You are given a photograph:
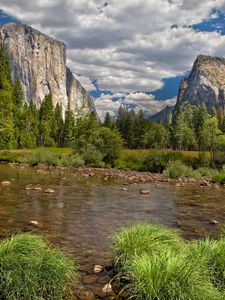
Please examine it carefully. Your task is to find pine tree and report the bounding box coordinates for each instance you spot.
[63,105,75,147]
[0,71,14,148]
[39,93,55,147]
[54,103,64,147]
[0,45,11,82]
[12,78,24,148]
[103,112,113,128]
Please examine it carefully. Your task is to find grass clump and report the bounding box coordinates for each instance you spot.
[163,160,193,178]
[113,223,225,300]
[113,223,183,269]
[0,233,78,300]
[125,252,219,300]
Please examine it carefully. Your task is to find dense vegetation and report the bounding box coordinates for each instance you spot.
[104,104,225,168]
[0,233,78,299]
[113,223,225,300]
[1,43,225,172]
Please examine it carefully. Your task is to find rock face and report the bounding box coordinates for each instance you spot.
[177,55,225,109]
[0,23,96,116]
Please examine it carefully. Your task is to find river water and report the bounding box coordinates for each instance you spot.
[0,164,224,298]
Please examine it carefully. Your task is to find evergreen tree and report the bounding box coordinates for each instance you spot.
[54,103,64,147]
[19,102,39,148]
[103,112,113,128]
[12,78,24,148]
[0,71,14,148]
[39,93,55,147]
[193,103,209,150]
[0,45,11,82]
[63,105,75,147]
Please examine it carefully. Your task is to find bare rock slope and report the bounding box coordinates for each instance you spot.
[0,23,97,116]
[177,55,225,109]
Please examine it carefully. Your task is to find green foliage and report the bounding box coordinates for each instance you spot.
[39,93,56,147]
[163,160,194,178]
[0,233,78,299]
[113,224,225,300]
[63,106,75,147]
[144,124,167,149]
[74,115,123,166]
[212,173,225,184]
[0,71,14,149]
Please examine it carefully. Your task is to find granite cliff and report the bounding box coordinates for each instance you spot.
[0,23,97,116]
[176,55,225,110]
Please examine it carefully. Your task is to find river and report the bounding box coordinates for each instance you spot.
[0,164,224,299]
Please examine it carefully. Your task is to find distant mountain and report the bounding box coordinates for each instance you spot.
[176,54,225,110]
[0,23,97,117]
[149,105,174,123]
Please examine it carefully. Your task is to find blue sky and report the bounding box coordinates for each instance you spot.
[0,1,225,118]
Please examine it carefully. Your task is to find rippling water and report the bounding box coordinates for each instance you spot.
[0,164,224,297]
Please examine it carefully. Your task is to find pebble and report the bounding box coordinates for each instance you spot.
[1,181,10,186]
[210,220,218,225]
[102,283,113,294]
[93,264,103,274]
[30,220,39,226]
[44,188,55,193]
[140,190,150,194]
[122,187,128,191]
[33,187,42,191]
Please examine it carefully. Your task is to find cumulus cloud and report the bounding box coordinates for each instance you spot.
[0,0,225,117]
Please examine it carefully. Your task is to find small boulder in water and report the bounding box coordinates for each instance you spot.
[1,181,10,186]
[93,265,103,274]
[210,220,218,225]
[102,283,113,294]
[140,190,150,195]
[30,220,39,226]
[44,188,55,194]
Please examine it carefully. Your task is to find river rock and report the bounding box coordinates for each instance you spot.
[1,181,10,186]
[30,220,39,226]
[122,187,128,191]
[93,265,103,274]
[210,220,218,225]
[102,283,113,294]
[140,190,150,194]
[44,188,55,193]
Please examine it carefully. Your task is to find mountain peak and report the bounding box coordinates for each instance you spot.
[176,54,225,109]
[0,22,96,117]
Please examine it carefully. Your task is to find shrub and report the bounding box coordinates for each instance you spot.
[112,223,183,269]
[163,160,193,178]
[0,233,78,299]
[212,173,225,184]
[125,252,219,300]
[61,153,84,167]
[193,167,218,179]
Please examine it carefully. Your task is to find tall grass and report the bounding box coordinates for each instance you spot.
[113,223,183,269]
[0,233,78,299]
[125,252,219,300]
[113,223,225,300]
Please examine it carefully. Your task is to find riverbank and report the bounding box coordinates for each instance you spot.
[2,161,221,189]
[0,148,223,188]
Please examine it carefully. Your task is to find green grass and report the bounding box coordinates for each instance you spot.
[0,233,78,299]
[212,173,225,184]
[112,223,183,269]
[163,160,194,178]
[113,223,225,300]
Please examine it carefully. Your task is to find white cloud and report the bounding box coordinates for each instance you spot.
[0,0,225,117]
